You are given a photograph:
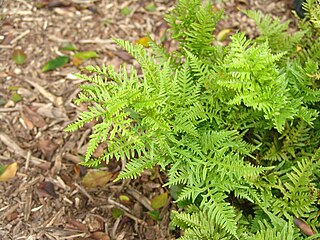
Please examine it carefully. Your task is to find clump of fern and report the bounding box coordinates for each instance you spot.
[66,0,320,239]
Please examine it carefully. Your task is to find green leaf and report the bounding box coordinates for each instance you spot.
[177,199,192,208]
[147,210,161,221]
[0,165,6,176]
[8,86,20,91]
[111,208,124,219]
[0,97,6,106]
[151,192,168,209]
[170,184,184,200]
[11,93,22,103]
[73,51,99,60]
[216,29,231,41]
[121,6,131,16]
[119,194,130,203]
[41,56,69,72]
[145,3,156,12]
[60,42,77,51]
[81,171,113,188]
[12,49,27,65]
[85,65,96,72]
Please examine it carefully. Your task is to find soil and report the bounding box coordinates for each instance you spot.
[0,0,299,239]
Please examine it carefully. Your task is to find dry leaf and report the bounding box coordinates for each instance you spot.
[38,139,59,160]
[73,164,87,178]
[65,217,88,232]
[21,112,34,129]
[37,181,57,198]
[0,162,18,182]
[47,1,71,10]
[91,231,110,240]
[35,0,71,9]
[86,214,105,232]
[36,104,68,120]
[71,57,83,66]
[2,33,14,45]
[293,217,315,236]
[6,211,18,222]
[93,143,106,158]
[17,87,35,99]
[22,105,46,129]
[238,0,247,4]
[82,171,113,188]
[59,171,75,187]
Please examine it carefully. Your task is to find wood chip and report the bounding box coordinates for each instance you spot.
[126,187,153,211]
[23,78,63,106]
[0,132,47,166]
[24,188,33,221]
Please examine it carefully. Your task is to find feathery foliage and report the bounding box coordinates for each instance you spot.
[66,0,320,238]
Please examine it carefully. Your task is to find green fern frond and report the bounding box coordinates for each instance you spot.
[280,158,318,217]
[172,206,232,240]
[247,221,296,240]
[303,0,320,29]
[244,10,304,55]
[165,0,223,55]
[117,156,157,179]
[201,191,238,237]
[65,105,107,132]
[173,61,200,105]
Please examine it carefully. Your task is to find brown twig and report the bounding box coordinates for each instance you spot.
[23,78,63,106]
[73,182,94,203]
[126,187,153,211]
[0,132,47,166]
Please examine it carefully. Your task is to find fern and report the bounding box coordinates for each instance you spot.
[66,0,320,239]
[247,221,296,240]
[165,0,223,57]
[171,206,233,240]
[276,158,318,218]
[244,9,305,56]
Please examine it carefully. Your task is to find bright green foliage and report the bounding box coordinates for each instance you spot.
[298,0,320,63]
[303,0,320,29]
[66,0,320,239]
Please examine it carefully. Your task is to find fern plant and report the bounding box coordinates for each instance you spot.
[66,0,320,239]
